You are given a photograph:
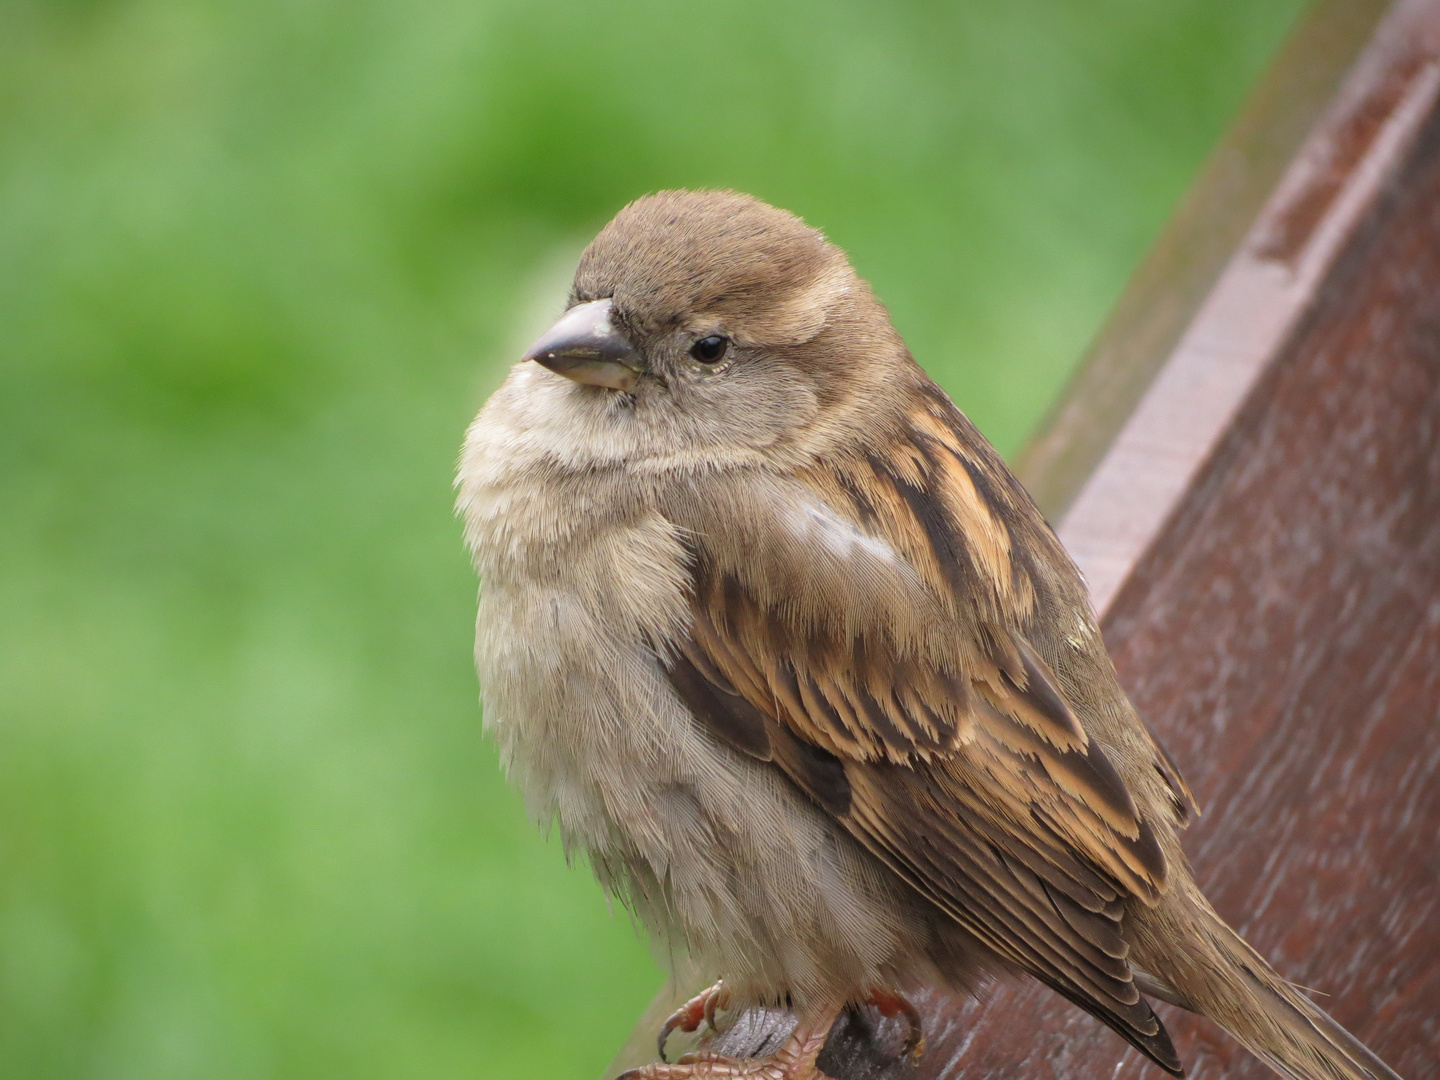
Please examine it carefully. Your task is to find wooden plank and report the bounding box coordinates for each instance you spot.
[1052,0,1440,615]
[1095,95,1440,1080]
[906,5,1440,1076]
[608,1,1440,1076]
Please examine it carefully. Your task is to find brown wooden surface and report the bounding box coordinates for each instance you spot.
[1101,105,1440,1080]
[611,1,1440,1076]
[1045,0,1440,616]
[905,24,1440,1080]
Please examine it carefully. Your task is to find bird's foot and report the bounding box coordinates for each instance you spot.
[620,1018,831,1080]
[658,981,730,1062]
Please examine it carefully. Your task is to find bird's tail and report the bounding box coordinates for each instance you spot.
[1134,895,1403,1080]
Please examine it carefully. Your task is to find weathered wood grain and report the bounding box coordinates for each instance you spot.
[1097,99,1440,1080]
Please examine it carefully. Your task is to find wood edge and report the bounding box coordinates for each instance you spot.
[1014,0,1391,522]
[1058,0,1440,615]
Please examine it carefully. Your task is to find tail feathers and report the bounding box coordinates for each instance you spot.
[1145,910,1403,1080]
[1229,962,1402,1080]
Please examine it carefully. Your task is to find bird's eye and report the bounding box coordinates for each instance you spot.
[689,335,729,364]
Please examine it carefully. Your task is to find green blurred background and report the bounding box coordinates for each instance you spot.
[0,1,1305,1077]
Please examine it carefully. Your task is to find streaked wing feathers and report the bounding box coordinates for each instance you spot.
[662,390,1184,1075]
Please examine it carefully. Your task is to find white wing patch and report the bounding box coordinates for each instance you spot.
[786,496,900,566]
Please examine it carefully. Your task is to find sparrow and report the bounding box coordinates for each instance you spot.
[457,190,1402,1080]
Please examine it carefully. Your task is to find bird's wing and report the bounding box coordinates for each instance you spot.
[661,385,1185,1074]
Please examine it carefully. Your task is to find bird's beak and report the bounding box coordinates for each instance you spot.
[523,298,644,392]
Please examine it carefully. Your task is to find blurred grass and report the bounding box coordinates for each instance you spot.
[0,1,1306,1077]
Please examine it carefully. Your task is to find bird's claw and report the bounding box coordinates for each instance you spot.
[658,981,729,1062]
[621,1018,831,1079]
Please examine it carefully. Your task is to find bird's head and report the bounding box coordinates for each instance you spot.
[515,190,912,466]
